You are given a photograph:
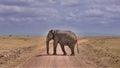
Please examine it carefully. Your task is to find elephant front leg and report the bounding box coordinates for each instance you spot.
[53,42,58,55]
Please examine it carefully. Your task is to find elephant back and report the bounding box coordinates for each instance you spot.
[55,30,77,42]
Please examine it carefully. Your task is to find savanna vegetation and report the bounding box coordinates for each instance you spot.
[79,36,120,68]
[0,36,46,68]
[0,36,120,68]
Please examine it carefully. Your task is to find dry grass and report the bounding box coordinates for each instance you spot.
[0,36,46,68]
[79,36,120,68]
[1,36,120,68]
[0,36,45,50]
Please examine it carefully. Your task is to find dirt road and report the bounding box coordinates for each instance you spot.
[16,40,97,68]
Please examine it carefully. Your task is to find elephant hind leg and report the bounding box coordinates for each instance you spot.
[69,45,75,56]
[60,44,67,55]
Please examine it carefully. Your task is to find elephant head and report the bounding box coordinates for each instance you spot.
[46,30,56,54]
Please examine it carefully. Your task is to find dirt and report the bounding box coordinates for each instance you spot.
[16,39,99,68]
[0,45,38,68]
[0,36,46,68]
[0,36,119,68]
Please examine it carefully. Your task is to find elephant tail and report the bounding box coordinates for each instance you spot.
[76,40,79,53]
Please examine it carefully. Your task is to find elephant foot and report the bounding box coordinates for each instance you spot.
[63,53,67,55]
[52,53,57,55]
[47,52,50,55]
[70,54,75,56]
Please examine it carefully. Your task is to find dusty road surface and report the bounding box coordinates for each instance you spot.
[16,40,97,68]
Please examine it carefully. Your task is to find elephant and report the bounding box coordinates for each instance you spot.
[46,29,79,56]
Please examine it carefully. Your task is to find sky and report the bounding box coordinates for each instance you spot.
[0,0,120,36]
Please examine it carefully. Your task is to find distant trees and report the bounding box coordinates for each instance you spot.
[8,35,12,37]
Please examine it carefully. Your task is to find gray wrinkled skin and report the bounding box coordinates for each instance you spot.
[46,30,78,56]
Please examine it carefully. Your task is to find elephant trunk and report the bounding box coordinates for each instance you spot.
[46,38,50,54]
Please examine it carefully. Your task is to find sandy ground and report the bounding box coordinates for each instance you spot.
[16,40,98,68]
[1,37,119,68]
